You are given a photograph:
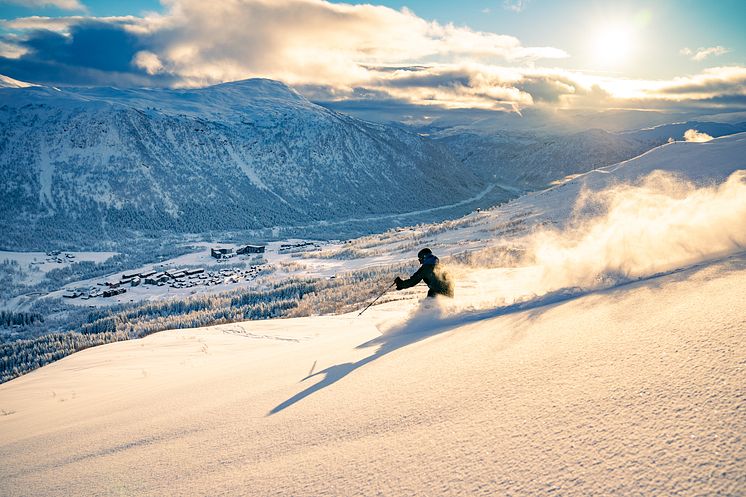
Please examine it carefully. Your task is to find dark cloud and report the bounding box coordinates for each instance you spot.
[514,75,576,103]
[0,20,177,86]
[659,94,746,110]
[658,80,746,96]
[384,71,472,89]
[314,94,492,125]
[360,65,431,72]
[22,20,140,71]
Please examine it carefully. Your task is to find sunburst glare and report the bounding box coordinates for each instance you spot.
[592,23,634,66]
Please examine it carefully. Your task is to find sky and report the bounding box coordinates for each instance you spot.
[0,0,744,115]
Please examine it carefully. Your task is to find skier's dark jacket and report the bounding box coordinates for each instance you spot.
[395,254,454,298]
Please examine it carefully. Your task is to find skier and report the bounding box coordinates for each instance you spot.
[394,248,454,298]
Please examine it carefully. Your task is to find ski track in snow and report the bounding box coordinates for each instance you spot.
[219,325,308,342]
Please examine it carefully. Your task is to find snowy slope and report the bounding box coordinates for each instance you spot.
[0,74,35,88]
[429,120,746,190]
[0,253,743,496]
[432,127,649,189]
[0,78,488,248]
[620,120,746,142]
[512,132,746,224]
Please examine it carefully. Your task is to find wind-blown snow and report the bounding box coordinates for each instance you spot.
[684,128,714,142]
[417,134,746,320]
[442,169,746,314]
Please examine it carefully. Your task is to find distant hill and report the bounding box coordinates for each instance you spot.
[429,121,746,190]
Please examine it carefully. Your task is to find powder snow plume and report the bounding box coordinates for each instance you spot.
[527,169,745,285]
[388,169,746,332]
[684,129,714,142]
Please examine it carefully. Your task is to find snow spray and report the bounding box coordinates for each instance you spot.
[383,169,746,334]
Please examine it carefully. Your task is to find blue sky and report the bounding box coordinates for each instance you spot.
[3,0,743,78]
[339,0,746,80]
[1,0,744,113]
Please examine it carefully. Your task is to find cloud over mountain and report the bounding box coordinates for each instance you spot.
[1,0,744,113]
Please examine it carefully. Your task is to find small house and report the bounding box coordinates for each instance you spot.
[237,244,265,255]
[211,247,234,259]
[103,288,126,298]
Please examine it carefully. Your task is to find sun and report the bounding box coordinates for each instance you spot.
[592,24,634,66]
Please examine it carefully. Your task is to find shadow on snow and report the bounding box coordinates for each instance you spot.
[267,287,582,415]
[267,252,746,415]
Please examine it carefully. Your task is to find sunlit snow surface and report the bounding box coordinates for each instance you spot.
[0,255,743,496]
[0,134,745,496]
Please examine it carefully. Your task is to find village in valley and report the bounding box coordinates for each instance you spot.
[54,240,325,306]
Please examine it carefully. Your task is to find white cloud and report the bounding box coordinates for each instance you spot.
[133,51,164,75]
[2,0,745,113]
[684,129,713,142]
[312,63,586,111]
[0,73,36,87]
[680,45,729,61]
[0,0,86,11]
[581,66,746,107]
[2,15,80,33]
[0,40,27,59]
[503,0,528,13]
[114,0,566,89]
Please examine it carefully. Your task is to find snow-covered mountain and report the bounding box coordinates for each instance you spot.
[0,78,489,249]
[431,127,648,189]
[0,74,35,88]
[620,120,746,142]
[0,134,744,496]
[429,121,746,190]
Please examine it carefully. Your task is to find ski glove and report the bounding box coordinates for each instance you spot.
[394,276,404,290]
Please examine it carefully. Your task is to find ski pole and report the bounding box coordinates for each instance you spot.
[358,282,396,316]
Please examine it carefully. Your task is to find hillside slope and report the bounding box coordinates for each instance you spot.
[430,121,746,190]
[0,253,743,496]
[0,79,487,248]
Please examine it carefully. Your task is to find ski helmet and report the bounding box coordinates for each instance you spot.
[417,247,432,261]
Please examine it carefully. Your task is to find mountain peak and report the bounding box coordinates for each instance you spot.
[0,74,37,88]
[208,78,305,101]
[0,77,315,118]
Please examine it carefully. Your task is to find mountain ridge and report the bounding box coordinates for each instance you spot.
[0,78,491,249]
